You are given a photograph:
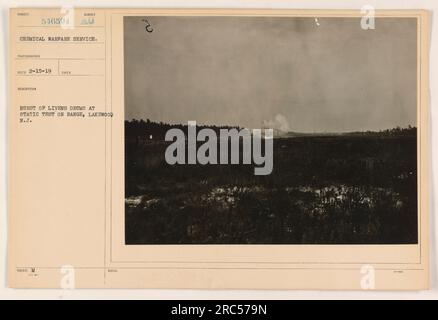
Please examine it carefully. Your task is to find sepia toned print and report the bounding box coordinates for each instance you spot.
[8,8,429,290]
[124,16,418,245]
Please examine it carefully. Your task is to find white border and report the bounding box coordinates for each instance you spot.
[0,0,436,299]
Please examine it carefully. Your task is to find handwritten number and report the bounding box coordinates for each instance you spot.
[142,19,153,33]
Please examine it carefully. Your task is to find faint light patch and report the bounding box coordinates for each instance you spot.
[125,196,142,207]
[263,114,290,133]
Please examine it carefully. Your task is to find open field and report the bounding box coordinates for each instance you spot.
[125,124,417,245]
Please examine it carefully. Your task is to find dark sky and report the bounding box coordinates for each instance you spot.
[124,16,417,132]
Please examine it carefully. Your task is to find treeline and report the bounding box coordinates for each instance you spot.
[125,119,242,141]
[125,119,417,140]
[349,126,416,137]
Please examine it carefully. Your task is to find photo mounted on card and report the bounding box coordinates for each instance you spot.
[8,8,430,289]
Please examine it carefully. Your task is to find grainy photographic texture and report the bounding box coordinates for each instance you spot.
[124,16,418,245]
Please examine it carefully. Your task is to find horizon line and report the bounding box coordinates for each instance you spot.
[125,118,416,134]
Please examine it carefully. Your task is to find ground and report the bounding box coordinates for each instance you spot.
[125,124,417,245]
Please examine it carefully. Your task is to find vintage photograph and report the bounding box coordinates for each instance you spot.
[124,16,418,245]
